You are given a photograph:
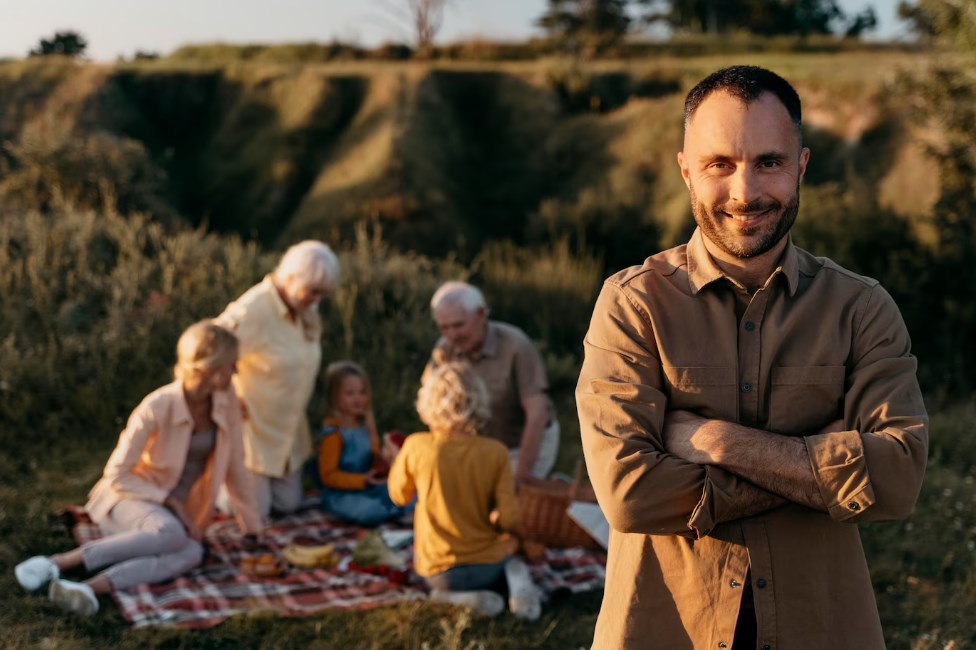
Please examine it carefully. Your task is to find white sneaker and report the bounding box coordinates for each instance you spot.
[429,589,506,617]
[504,557,542,621]
[48,579,99,616]
[14,556,59,592]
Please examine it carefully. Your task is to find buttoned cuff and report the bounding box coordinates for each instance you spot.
[687,467,723,538]
[805,429,875,521]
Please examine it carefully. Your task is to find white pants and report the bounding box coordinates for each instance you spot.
[83,499,203,590]
[509,418,560,479]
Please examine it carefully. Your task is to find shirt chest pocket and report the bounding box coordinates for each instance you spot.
[769,366,846,436]
[663,366,737,421]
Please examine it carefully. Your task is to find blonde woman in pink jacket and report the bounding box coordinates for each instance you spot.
[14,320,263,616]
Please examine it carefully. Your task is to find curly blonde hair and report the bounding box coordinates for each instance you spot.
[416,360,490,436]
[173,320,238,380]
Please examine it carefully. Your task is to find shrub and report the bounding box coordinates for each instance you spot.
[0,209,265,450]
[0,132,177,222]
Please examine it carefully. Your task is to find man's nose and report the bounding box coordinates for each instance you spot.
[729,167,761,206]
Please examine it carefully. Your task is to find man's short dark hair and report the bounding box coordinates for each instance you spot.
[684,65,802,132]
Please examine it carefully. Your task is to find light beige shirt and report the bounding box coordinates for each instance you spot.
[217,277,322,478]
[426,321,550,449]
[577,229,928,650]
[86,381,263,535]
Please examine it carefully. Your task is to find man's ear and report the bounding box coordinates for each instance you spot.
[798,147,811,183]
[677,152,692,190]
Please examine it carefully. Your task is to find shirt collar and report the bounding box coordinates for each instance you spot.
[479,321,499,359]
[263,275,292,319]
[686,228,800,297]
[168,380,235,431]
[167,380,194,426]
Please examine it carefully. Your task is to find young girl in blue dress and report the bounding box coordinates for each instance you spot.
[315,361,408,526]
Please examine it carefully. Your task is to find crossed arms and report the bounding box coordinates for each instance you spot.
[576,280,928,538]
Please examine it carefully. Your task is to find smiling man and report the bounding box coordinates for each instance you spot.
[577,66,928,649]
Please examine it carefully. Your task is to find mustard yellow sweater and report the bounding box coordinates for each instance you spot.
[388,431,519,577]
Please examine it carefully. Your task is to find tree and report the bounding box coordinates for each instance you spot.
[899,0,976,51]
[375,0,451,53]
[29,31,88,58]
[843,6,878,38]
[639,0,848,36]
[895,0,976,391]
[537,0,632,51]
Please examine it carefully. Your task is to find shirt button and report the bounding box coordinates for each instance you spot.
[741,383,752,393]
[757,578,767,588]
[744,321,756,331]
[848,501,860,511]
[719,644,728,649]
[729,579,741,588]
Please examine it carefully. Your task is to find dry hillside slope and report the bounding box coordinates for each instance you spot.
[0,52,938,266]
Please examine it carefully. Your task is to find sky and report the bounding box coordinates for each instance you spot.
[0,0,910,62]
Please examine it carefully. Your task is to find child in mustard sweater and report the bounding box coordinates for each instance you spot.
[388,360,540,619]
[315,361,407,526]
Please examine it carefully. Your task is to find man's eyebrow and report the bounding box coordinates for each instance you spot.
[756,151,789,161]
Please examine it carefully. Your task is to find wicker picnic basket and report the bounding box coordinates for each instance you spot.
[519,463,601,549]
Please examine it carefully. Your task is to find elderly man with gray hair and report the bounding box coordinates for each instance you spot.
[424,281,560,484]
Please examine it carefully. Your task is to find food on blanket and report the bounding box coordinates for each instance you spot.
[240,553,285,577]
[352,531,405,570]
[254,553,284,577]
[282,542,338,569]
[347,561,410,585]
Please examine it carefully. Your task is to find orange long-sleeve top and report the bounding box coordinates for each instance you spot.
[316,418,380,491]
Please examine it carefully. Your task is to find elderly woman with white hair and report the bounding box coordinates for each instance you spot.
[217,240,341,520]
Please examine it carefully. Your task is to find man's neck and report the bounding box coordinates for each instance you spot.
[702,237,788,294]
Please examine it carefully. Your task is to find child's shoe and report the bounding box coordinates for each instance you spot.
[505,557,542,621]
[429,589,506,617]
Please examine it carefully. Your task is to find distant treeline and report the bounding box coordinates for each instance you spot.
[161,34,921,64]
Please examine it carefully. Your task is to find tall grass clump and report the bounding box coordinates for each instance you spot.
[861,399,976,649]
[0,208,266,456]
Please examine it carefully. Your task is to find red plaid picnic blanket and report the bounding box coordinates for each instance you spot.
[65,506,606,628]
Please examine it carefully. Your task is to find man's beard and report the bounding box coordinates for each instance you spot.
[690,185,800,259]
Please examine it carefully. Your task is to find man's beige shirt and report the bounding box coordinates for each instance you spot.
[217,277,321,478]
[426,320,550,449]
[577,229,928,650]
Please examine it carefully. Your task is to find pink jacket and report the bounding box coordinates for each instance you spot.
[86,381,263,535]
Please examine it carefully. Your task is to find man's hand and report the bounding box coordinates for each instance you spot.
[663,410,724,465]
